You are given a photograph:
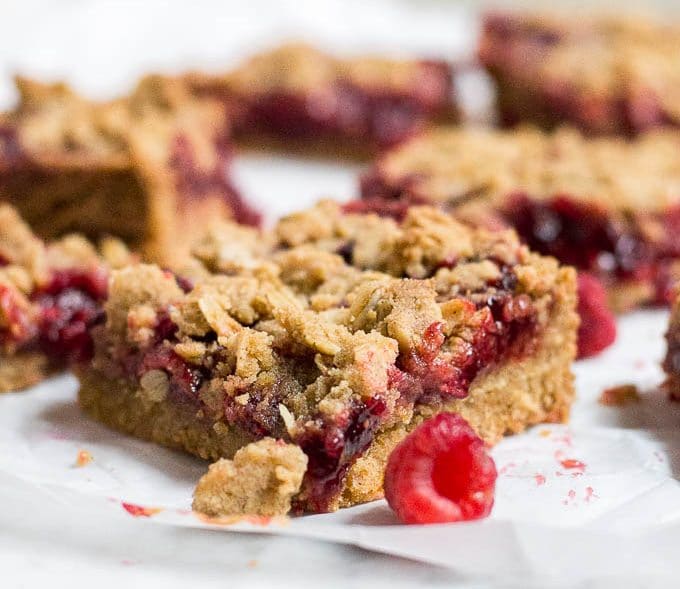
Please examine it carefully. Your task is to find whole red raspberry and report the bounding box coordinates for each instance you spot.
[576,272,617,359]
[384,413,497,524]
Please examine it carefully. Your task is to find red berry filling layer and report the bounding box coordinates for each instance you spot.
[1,268,108,365]
[384,413,497,524]
[504,194,680,306]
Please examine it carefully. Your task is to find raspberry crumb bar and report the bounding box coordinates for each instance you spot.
[188,43,454,156]
[0,204,126,392]
[78,201,577,514]
[361,126,680,312]
[479,11,680,135]
[0,76,259,265]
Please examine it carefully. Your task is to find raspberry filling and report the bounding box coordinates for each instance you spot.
[294,396,388,513]
[33,269,108,363]
[504,194,680,305]
[1,267,108,365]
[169,133,261,227]
[201,63,451,150]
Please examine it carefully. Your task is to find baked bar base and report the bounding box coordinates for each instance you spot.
[0,168,148,247]
[0,352,51,393]
[77,267,576,510]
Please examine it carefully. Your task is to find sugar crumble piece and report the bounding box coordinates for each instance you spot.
[74,449,94,467]
[598,384,640,407]
[192,438,308,517]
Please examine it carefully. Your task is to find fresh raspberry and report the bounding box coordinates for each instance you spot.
[576,272,617,359]
[384,413,497,524]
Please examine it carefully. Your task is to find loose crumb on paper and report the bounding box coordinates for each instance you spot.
[598,384,640,406]
[534,473,546,486]
[73,449,93,468]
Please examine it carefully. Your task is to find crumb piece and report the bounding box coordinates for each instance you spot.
[74,449,93,467]
[138,369,169,404]
[192,438,308,517]
[99,237,135,269]
[598,384,640,406]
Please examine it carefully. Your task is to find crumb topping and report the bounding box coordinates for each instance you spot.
[371,126,680,212]
[216,43,430,96]
[192,438,308,517]
[1,75,228,174]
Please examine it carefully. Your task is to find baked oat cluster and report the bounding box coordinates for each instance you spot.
[480,11,680,135]
[0,75,259,265]
[188,42,455,155]
[77,201,577,514]
[361,126,680,313]
[0,204,129,392]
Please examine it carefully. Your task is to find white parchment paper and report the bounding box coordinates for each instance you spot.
[2,311,680,584]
